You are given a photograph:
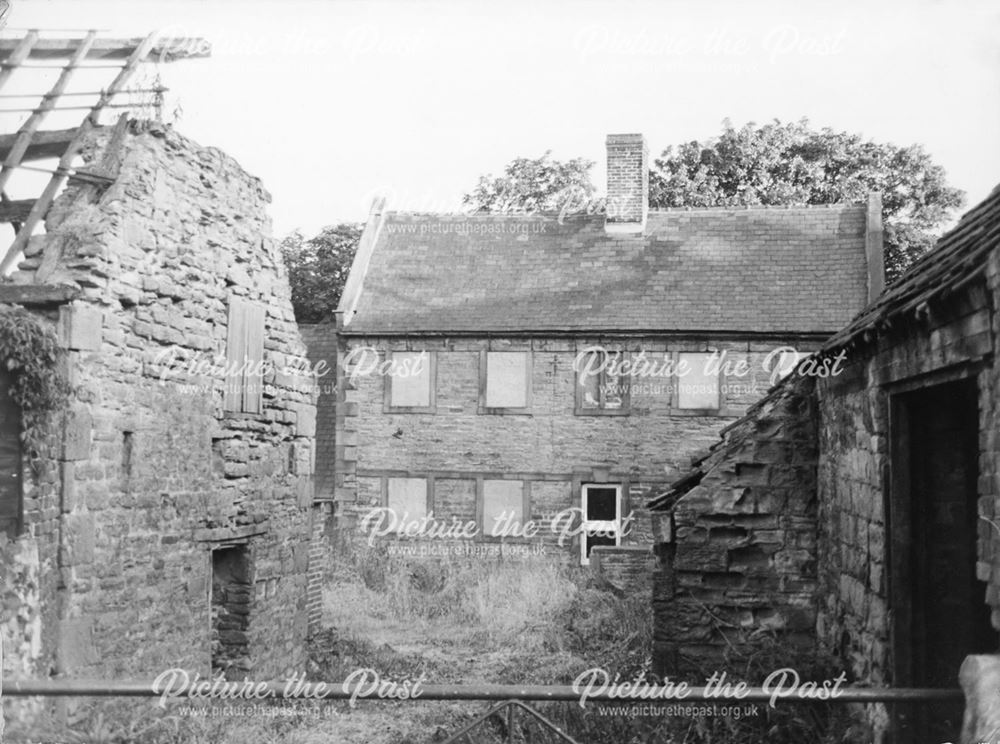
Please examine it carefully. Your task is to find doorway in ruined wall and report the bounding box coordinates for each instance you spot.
[211,545,253,680]
[0,370,22,540]
[889,376,995,743]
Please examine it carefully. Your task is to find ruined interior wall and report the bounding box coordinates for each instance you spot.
[652,373,819,675]
[6,122,317,681]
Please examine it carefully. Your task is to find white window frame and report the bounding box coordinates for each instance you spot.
[580,483,622,565]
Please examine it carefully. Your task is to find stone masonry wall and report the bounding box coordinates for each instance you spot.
[1,121,317,687]
[814,369,890,686]
[336,335,818,569]
[651,373,819,675]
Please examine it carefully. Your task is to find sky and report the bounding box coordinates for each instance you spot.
[3,0,1000,238]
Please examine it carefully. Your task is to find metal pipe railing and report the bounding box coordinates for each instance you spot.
[0,679,965,704]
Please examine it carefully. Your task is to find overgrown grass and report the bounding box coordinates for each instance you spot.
[3,535,872,743]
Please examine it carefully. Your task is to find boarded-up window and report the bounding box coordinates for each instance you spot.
[677,352,720,410]
[225,298,266,414]
[481,352,530,411]
[387,477,427,520]
[0,371,21,539]
[482,480,524,536]
[388,352,432,408]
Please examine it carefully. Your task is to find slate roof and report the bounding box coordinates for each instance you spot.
[649,183,1000,513]
[821,184,1000,351]
[344,205,870,335]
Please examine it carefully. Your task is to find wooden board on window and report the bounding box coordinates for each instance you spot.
[225,298,265,414]
[243,302,265,414]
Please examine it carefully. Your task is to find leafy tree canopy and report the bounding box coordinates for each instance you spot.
[462,151,597,214]
[649,118,965,281]
[461,120,964,282]
[281,223,362,323]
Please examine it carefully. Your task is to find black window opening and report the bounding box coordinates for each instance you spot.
[580,484,622,565]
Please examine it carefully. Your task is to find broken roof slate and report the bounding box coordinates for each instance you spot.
[345,205,870,335]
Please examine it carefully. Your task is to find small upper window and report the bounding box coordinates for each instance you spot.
[575,349,630,415]
[386,351,435,412]
[480,351,531,413]
[677,352,720,410]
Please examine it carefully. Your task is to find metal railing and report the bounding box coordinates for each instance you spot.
[0,678,964,702]
[1,679,965,744]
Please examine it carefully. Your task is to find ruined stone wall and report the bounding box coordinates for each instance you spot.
[814,255,997,690]
[651,373,819,675]
[2,122,317,684]
[814,367,890,686]
[336,335,812,566]
[0,382,62,686]
[980,249,1000,632]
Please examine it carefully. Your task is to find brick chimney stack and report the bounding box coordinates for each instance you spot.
[605,133,648,234]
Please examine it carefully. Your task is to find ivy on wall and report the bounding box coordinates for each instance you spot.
[0,305,70,459]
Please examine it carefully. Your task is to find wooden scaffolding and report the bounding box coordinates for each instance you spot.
[0,30,209,275]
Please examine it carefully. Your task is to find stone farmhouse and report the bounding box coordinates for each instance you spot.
[325,133,885,573]
[650,183,1000,743]
[0,114,319,700]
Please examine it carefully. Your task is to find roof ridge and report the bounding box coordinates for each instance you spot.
[384,210,596,220]
[648,202,865,212]
[383,202,865,219]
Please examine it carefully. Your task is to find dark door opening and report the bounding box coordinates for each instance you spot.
[211,545,253,679]
[0,370,22,540]
[890,377,995,742]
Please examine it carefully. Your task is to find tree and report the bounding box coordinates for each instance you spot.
[649,119,965,281]
[462,151,598,214]
[281,223,362,323]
